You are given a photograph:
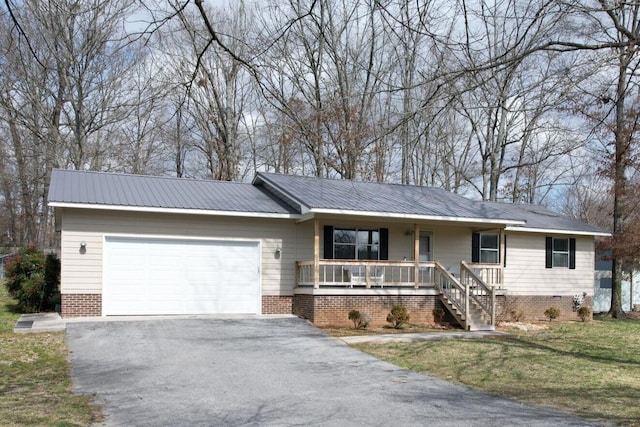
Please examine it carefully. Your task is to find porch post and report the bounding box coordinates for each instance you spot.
[414,223,420,288]
[314,218,320,289]
[491,286,496,326]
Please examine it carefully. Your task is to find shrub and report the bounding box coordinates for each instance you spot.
[577,306,591,322]
[510,310,525,322]
[387,305,410,329]
[348,309,361,329]
[544,307,560,322]
[4,245,60,313]
[432,307,445,323]
[348,309,370,329]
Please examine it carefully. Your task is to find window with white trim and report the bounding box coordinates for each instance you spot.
[480,233,499,264]
[334,228,379,260]
[552,237,569,268]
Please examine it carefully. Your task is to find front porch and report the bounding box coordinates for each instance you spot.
[295,259,503,331]
[292,219,506,330]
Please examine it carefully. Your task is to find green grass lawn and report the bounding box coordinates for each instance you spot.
[0,285,101,427]
[353,319,640,425]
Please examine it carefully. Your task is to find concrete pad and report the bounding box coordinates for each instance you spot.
[14,312,66,333]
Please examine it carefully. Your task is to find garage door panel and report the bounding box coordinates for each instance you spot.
[104,237,260,316]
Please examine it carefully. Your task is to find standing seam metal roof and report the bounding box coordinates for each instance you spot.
[47,169,609,234]
[254,172,522,221]
[254,172,608,234]
[47,169,297,214]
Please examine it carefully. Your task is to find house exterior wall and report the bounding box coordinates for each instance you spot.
[314,217,473,272]
[58,207,598,322]
[503,232,594,297]
[59,208,298,316]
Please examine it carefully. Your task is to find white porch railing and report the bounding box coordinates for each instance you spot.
[296,260,435,288]
[460,261,497,326]
[464,262,503,288]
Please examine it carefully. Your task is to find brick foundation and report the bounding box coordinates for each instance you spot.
[293,294,447,327]
[262,295,293,314]
[61,293,102,317]
[497,295,594,322]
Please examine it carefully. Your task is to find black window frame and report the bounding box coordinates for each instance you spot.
[323,225,388,260]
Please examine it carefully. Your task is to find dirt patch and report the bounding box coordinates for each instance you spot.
[498,321,549,331]
[322,322,454,337]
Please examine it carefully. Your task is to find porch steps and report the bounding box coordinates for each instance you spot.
[438,293,495,332]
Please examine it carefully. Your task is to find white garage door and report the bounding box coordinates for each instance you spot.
[103,237,260,315]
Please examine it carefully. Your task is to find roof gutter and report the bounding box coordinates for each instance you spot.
[48,202,301,219]
[504,225,611,237]
[307,208,526,225]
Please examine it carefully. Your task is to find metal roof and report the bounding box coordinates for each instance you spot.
[254,173,523,222]
[254,173,609,235]
[47,169,610,235]
[488,202,609,235]
[48,169,297,215]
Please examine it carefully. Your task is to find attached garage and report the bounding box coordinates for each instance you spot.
[103,237,261,316]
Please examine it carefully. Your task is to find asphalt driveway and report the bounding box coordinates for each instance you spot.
[66,317,600,427]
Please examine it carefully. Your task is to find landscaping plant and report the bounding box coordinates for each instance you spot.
[432,307,445,323]
[386,305,410,329]
[4,245,60,313]
[348,309,370,329]
[348,309,362,328]
[544,306,560,322]
[577,306,591,322]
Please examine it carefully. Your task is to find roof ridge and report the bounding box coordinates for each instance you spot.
[258,171,456,191]
[53,169,251,186]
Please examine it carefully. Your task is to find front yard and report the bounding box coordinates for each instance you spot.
[0,286,100,427]
[352,318,640,425]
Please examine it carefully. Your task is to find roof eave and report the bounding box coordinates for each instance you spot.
[308,208,526,225]
[504,225,611,237]
[48,202,301,219]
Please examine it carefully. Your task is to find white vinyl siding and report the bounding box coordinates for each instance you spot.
[503,232,594,296]
[60,208,296,296]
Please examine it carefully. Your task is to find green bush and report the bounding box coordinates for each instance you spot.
[387,305,410,329]
[544,306,560,322]
[348,309,370,329]
[577,306,591,322]
[432,307,445,323]
[4,245,60,313]
[348,309,362,328]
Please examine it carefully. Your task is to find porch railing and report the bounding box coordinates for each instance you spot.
[460,261,496,326]
[296,260,435,288]
[434,261,467,318]
[464,262,503,288]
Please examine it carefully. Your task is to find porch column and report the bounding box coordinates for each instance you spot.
[314,218,320,289]
[414,223,420,288]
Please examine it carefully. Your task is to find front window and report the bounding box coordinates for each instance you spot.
[334,228,379,260]
[480,233,499,264]
[552,238,569,268]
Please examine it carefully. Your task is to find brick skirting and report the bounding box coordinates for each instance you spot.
[293,294,447,327]
[61,294,102,317]
[61,291,592,324]
[262,295,293,314]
